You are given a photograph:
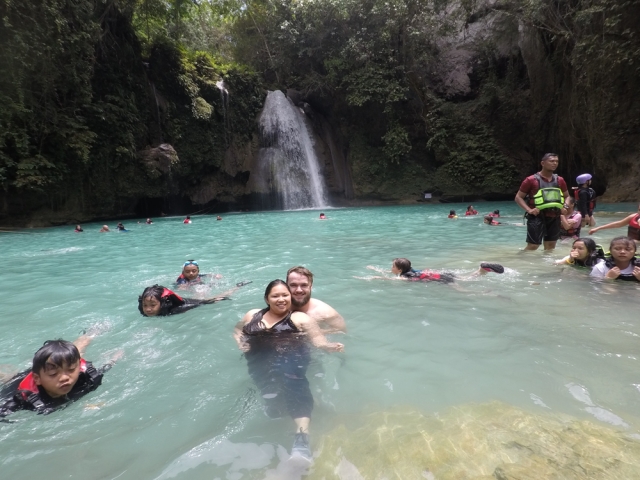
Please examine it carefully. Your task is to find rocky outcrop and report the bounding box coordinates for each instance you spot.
[137,144,179,177]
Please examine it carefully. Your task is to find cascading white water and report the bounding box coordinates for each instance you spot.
[216,80,229,144]
[256,90,328,210]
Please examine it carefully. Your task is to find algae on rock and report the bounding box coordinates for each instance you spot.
[311,402,640,480]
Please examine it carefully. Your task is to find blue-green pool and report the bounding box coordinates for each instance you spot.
[1,202,639,479]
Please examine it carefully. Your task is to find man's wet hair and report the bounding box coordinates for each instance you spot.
[541,153,558,162]
[286,266,314,286]
[393,258,412,274]
[32,340,80,374]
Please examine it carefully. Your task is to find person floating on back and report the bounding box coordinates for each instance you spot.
[0,336,120,418]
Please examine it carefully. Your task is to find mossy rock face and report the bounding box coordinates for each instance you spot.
[310,402,640,479]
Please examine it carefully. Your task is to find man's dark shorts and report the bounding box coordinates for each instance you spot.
[526,213,561,245]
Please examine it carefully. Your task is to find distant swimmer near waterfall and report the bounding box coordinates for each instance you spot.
[234,280,344,462]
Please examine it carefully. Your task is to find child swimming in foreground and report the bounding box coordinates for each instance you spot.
[555,238,603,268]
[0,336,120,418]
[365,258,504,284]
[590,237,640,281]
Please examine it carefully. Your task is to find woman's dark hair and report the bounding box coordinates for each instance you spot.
[467,205,473,210]
[263,279,289,303]
[32,340,80,374]
[393,258,412,274]
[572,238,601,267]
[494,210,499,214]
[449,210,456,215]
[484,215,493,223]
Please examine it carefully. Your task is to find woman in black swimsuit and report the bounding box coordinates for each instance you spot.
[233,279,344,461]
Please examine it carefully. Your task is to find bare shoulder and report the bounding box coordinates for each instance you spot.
[307,298,339,318]
[242,308,261,323]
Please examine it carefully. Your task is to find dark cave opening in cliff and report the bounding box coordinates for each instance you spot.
[134,196,196,217]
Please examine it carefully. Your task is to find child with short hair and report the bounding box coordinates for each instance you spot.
[176,260,222,287]
[0,337,118,418]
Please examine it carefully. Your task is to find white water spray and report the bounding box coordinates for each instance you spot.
[257,90,328,210]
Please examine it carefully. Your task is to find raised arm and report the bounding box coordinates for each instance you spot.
[291,312,344,352]
[589,214,634,234]
[73,335,93,357]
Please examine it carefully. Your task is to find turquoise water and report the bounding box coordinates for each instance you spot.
[1,202,639,479]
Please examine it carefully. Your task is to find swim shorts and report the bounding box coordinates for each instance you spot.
[526,214,561,245]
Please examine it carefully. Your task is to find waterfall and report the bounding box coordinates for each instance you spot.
[256,90,329,210]
[216,80,229,142]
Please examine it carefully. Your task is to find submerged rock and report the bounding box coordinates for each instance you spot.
[310,402,640,479]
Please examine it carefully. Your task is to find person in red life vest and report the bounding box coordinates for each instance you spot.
[590,237,640,281]
[319,213,326,220]
[175,260,223,288]
[484,215,501,226]
[364,258,504,284]
[589,203,640,243]
[183,216,192,224]
[488,210,500,218]
[0,337,120,419]
[574,173,597,227]
[216,216,222,221]
[515,153,570,251]
[138,283,251,316]
[448,210,458,219]
[559,197,582,241]
[146,218,153,224]
[74,224,83,233]
[465,205,478,216]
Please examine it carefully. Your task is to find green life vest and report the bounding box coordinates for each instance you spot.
[532,173,564,210]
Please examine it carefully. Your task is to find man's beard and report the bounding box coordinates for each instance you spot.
[291,292,311,308]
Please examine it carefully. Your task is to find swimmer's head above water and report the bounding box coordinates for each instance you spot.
[392,258,412,275]
[181,260,200,281]
[138,285,173,317]
[31,340,82,398]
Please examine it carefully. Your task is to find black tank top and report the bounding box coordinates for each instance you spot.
[243,308,300,336]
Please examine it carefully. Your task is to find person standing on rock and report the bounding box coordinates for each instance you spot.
[515,153,570,251]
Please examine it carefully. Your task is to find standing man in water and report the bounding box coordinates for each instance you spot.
[286,266,346,333]
[515,153,570,251]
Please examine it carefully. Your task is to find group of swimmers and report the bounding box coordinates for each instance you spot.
[0,259,347,464]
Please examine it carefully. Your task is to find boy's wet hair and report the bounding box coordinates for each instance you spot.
[286,266,314,286]
[32,340,80,374]
[484,215,493,222]
[449,210,456,215]
[393,258,412,274]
